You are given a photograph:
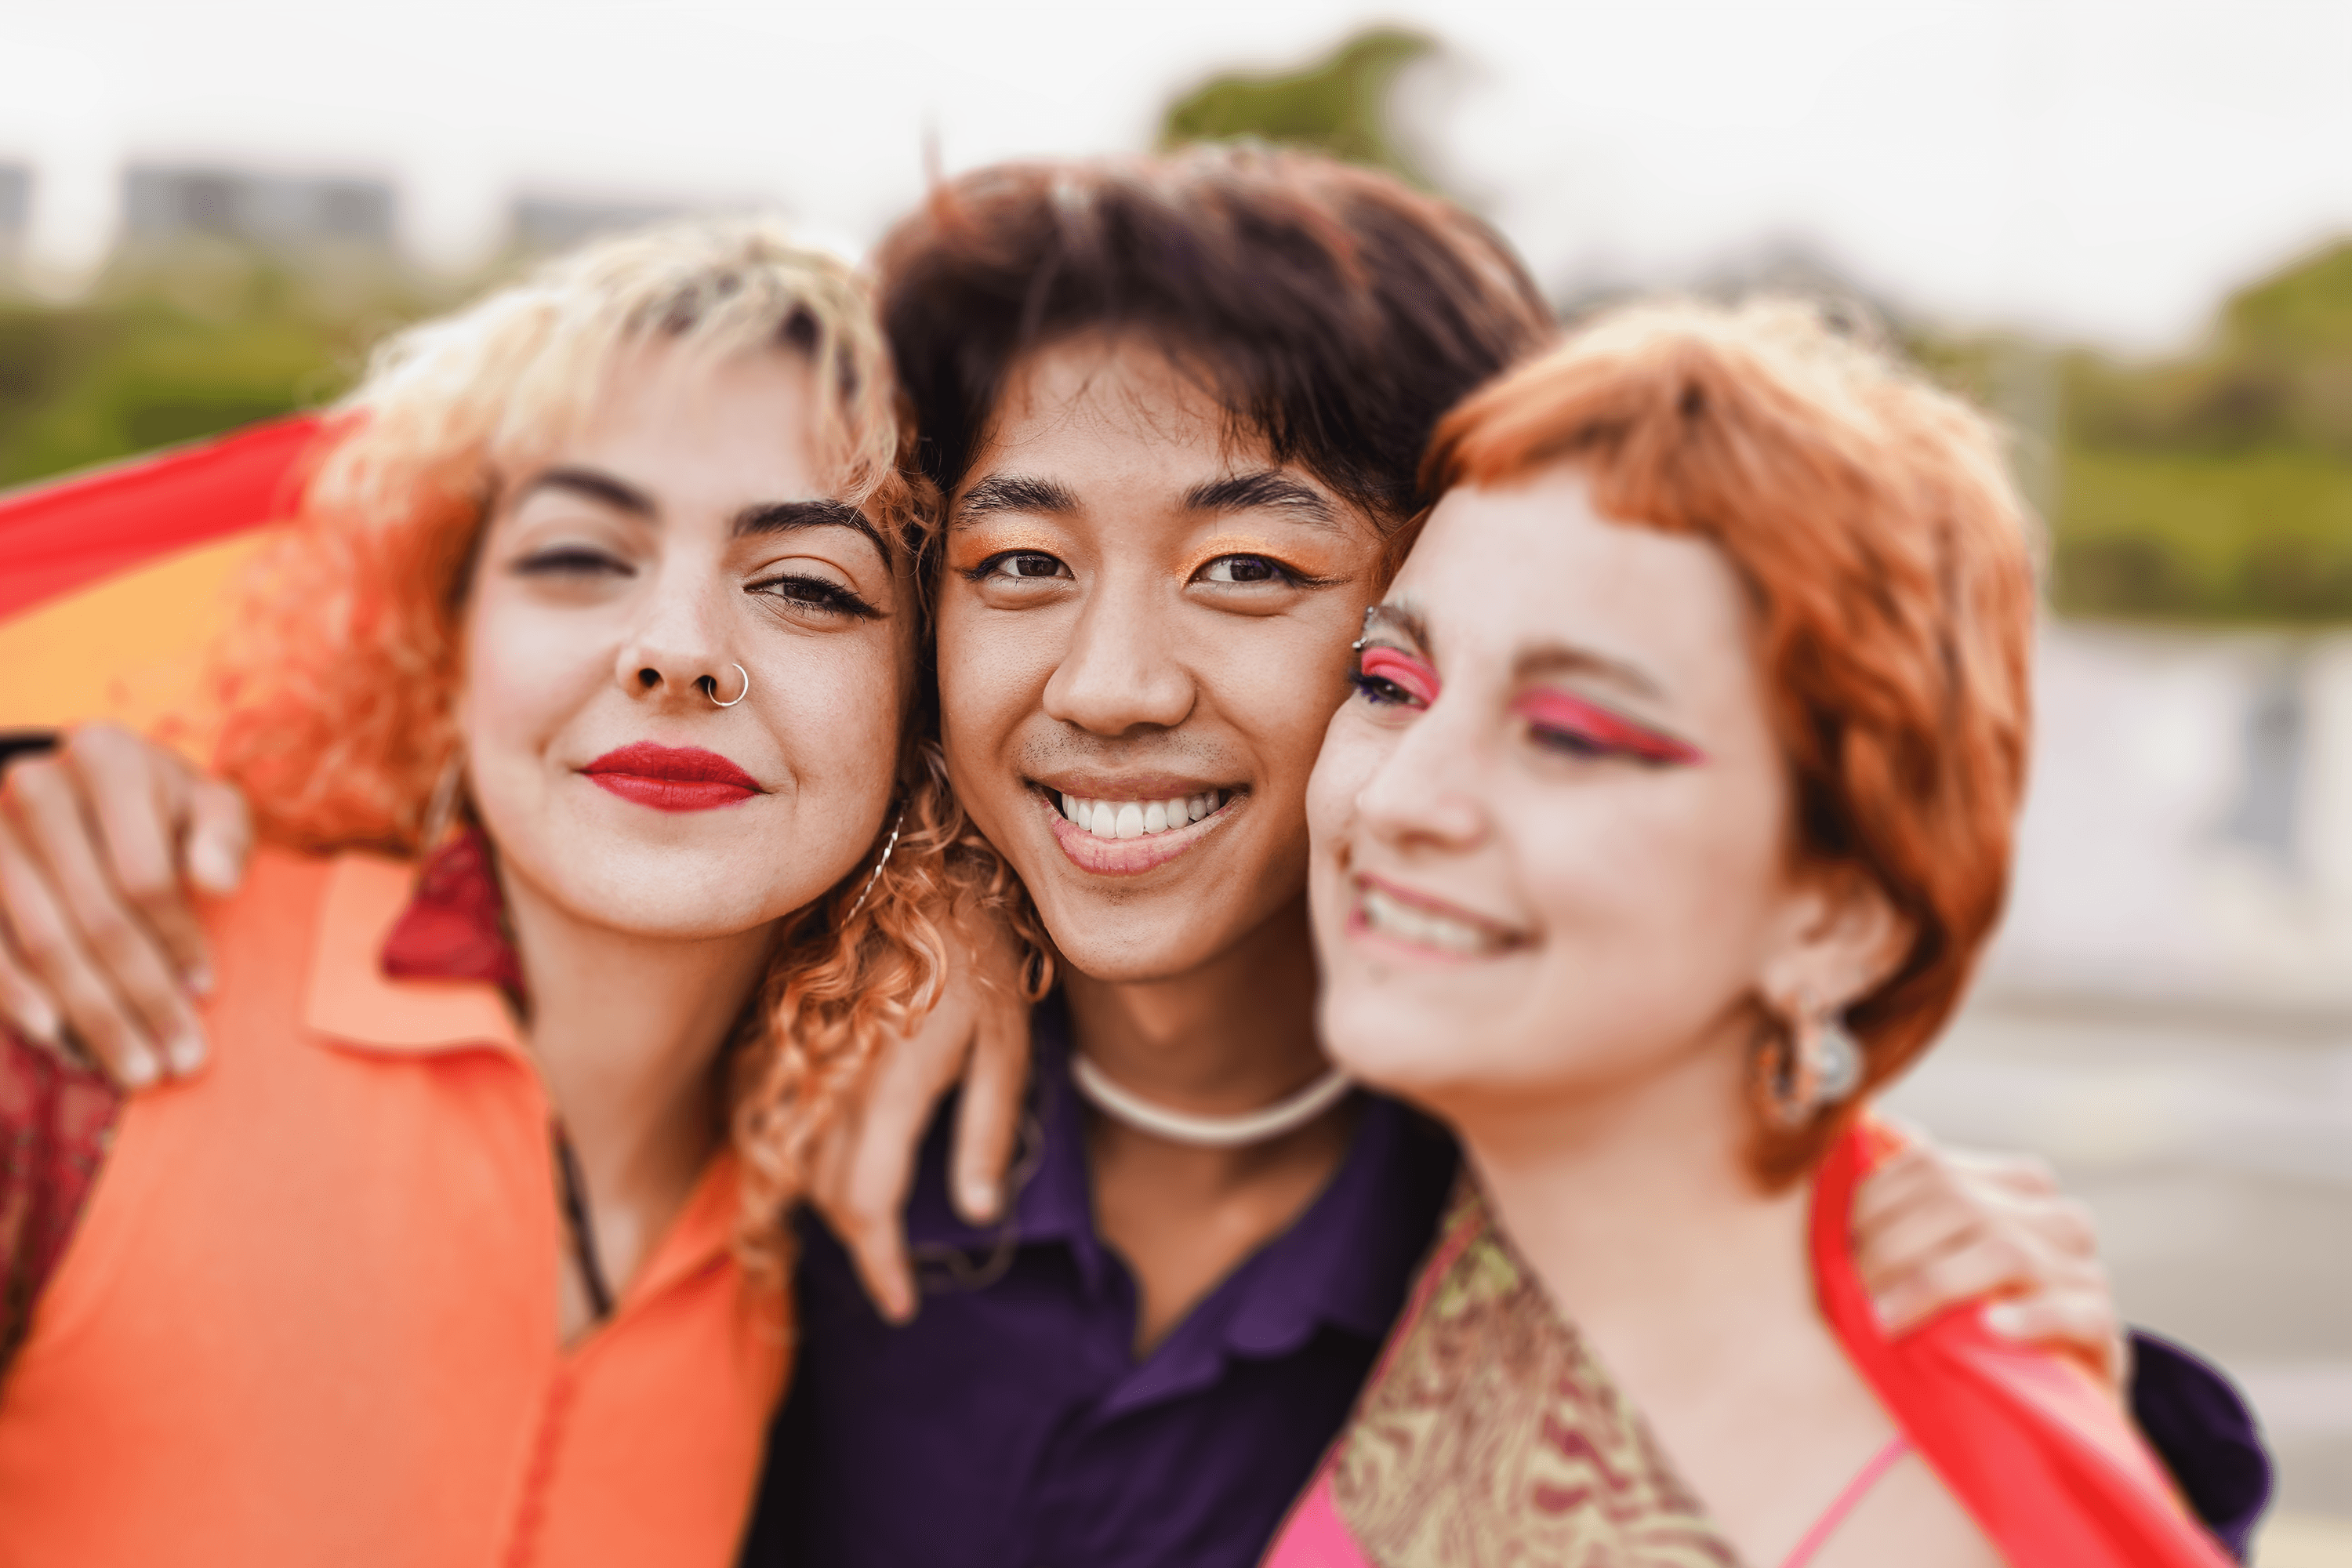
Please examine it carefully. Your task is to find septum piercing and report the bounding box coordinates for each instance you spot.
[702,663,751,707]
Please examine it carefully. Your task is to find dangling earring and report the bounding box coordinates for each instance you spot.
[842,802,908,921]
[1760,989,1864,1129]
[419,750,467,855]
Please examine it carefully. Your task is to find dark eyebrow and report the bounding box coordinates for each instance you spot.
[1184,470,1338,528]
[955,473,1080,524]
[1514,643,1666,701]
[515,466,656,517]
[732,499,892,563]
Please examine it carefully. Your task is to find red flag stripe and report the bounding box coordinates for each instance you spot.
[0,416,326,622]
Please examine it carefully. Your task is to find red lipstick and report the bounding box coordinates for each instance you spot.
[580,742,763,812]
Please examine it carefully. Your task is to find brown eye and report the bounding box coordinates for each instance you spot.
[967,550,1072,583]
[1198,554,1291,585]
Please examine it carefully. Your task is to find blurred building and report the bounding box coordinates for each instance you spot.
[1986,622,2352,1022]
[121,164,395,251]
[0,164,28,266]
[508,194,684,255]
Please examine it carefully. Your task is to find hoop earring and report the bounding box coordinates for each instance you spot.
[842,804,907,921]
[702,663,750,708]
[1760,991,1864,1129]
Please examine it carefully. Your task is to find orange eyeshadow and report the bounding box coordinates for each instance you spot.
[946,524,1068,572]
[1178,532,1344,580]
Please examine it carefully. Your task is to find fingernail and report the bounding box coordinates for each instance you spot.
[167,1033,207,1076]
[960,1178,1001,1223]
[190,840,240,895]
[18,997,62,1047]
[185,962,216,998]
[1984,1302,2028,1338]
[120,1049,160,1090]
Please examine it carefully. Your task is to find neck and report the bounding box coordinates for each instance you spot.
[1445,1019,1817,1401]
[1061,890,1330,1118]
[498,865,774,1216]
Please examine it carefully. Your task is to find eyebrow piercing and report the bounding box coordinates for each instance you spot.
[701,663,751,707]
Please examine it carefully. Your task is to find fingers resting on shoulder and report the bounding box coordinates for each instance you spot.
[1850,1132,2129,1396]
[804,902,1035,1324]
[0,723,252,1090]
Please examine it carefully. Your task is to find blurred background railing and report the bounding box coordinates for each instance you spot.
[2,5,2348,1560]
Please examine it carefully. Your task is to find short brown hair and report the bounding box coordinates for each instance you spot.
[1427,299,2039,1181]
[876,145,1554,530]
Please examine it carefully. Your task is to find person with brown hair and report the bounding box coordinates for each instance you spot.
[749,151,2256,1567]
[1272,298,2234,1567]
[0,153,2263,1567]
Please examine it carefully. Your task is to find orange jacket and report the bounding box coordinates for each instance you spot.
[0,848,788,1568]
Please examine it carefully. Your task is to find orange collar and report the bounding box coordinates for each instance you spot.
[302,852,524,1059]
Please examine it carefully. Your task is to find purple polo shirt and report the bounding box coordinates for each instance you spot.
[740,993,2270,1566]
[743,992,1460,1568]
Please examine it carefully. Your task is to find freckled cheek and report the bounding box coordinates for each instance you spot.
[457,593,614,779]
[758,644,908,791]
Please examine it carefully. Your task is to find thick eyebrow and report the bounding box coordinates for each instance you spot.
[732,499,892,564]
[1184,470,1339,528]
[955,473,1080,524]
[514,466,656,517]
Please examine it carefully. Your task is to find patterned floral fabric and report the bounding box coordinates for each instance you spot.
[1325,1181,1740,1568]
[0,1033,122,1375]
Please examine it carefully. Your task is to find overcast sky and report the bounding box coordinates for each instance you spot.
[3,0,2348,350]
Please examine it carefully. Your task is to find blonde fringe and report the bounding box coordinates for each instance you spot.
[202,216,1013,1287]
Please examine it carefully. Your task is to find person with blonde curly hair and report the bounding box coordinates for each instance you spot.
[0,219,1018,1568]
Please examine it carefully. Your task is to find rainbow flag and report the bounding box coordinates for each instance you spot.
[0,417,325,748]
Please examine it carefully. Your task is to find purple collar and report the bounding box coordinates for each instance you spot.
[901,992,1449,1417]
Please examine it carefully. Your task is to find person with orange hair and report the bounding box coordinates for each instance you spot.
[0,218,1013,1567]
[1272,298,2234,1567]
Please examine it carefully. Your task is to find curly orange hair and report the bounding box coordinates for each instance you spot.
[1422,299,2039,1183]
[209,218,1038,1285]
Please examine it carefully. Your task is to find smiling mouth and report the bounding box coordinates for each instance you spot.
[1033,782,1240,876]
[1053,788,1229,840]
[581,742,763,813]
[1352,877,1525,959]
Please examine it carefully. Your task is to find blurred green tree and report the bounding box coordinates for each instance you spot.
[1159,27,1439,187]
[2043,240,2352,622]
[0,247,442,490]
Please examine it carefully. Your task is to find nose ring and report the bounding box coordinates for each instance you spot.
[702,663,751,708]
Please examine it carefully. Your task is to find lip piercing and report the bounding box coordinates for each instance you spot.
[701,664,750,708]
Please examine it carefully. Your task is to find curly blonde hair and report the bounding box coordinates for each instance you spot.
[209,216,1036,1285]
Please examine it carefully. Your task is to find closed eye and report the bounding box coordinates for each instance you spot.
[513,545,633,579]
[1515,690,1704,766]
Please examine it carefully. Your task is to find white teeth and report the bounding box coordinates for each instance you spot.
[1359,885,1498,956]
[1058,789,1229,838]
